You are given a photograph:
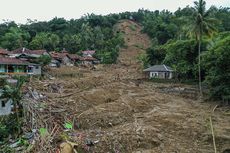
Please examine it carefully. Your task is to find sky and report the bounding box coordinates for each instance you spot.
[0,0,229,24]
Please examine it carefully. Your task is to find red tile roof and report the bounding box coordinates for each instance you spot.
[67,54,81,60]
[0,57,31,65]
[50,52,68,59]
[11,48,31,54]
[0,49,9,55]
[30,50,47,55]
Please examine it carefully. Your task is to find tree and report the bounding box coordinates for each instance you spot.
[188,0,217,96]
[202,33,230,100]
[163,39,199,80]
[0,27,30,50]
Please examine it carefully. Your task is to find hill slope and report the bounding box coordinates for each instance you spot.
[115,19,151,67]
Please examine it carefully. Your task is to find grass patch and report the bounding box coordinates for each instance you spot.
[129,25,136,31]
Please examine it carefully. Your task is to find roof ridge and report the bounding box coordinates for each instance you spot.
[163,64,169,71]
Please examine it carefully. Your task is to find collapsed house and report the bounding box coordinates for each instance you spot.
[50,51,73,66]
[79,56,100,65]
[80,50,100,65]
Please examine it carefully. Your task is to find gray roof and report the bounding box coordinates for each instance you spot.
[143,64,173,72]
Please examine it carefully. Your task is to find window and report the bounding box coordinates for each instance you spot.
[2,101,6,107]
[28,66,33,73]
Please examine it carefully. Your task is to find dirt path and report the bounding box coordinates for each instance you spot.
[30,20,230,153]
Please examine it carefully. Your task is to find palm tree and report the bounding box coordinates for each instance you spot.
[189,0,217,96]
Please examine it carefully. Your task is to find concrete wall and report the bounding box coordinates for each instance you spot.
[32,65,41,75]
[0,99,13,116]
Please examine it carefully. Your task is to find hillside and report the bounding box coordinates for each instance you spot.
[24,20,230,153]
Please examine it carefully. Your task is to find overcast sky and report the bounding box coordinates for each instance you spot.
[0,0,229,24]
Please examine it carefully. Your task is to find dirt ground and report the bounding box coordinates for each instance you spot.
[29,20,230,153]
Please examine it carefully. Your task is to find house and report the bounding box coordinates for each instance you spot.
[143,64,173,79]
[0,57,41,76]
[50,52,73,66]
[0,89,13,116]
[0,49,10,57]
[9,48,49,58]
[82,50,96,57]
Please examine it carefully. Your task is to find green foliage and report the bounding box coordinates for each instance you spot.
[0,27,30,50]
[163,39,198,79]
[64,122,73,130]
[137,53,149,69]
[37,55,51,66]
[202,33,230,99]
[146,45,166,65]
[0,115,21,141]
[39,128,48,137]
[129,25,136,31]
[0,77,25,137]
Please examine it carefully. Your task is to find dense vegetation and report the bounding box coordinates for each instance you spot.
[0,1,229,99]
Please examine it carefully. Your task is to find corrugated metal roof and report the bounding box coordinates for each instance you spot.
[143,65,173,72]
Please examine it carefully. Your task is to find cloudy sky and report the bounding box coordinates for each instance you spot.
[0,0,229,23]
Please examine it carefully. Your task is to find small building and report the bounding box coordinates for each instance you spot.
[143,64,173,79]
[50,52,73,66]
[0,57,41,76]
[0,89,13,116]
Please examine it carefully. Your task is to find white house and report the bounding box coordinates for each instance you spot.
[143,64,174,79]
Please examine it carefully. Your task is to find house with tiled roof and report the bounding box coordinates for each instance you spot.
[50,51,73,66]
[9,47,49,58]
[0,57,41,75]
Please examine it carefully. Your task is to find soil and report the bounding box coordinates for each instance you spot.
[29,20,230,153]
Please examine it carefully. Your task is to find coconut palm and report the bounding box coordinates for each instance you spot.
[189,0,217,96]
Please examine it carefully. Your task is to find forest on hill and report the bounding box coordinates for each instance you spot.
[0,0,229,99]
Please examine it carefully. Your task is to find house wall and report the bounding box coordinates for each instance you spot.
[0,99,13,116]
[31,65,41,75]
[0,65,6,72]
[149,71,173,79]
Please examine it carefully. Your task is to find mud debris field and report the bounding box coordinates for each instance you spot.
[28,20,230,153]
